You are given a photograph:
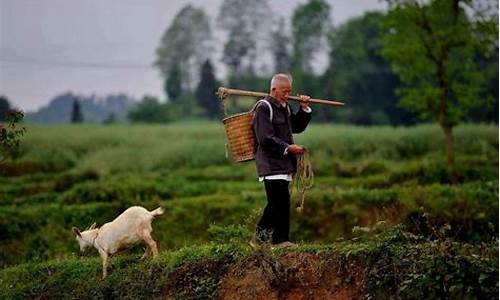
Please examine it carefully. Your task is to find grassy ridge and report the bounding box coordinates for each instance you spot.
[1,178,497,266]
[1,228,497,299]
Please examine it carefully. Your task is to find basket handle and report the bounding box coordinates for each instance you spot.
[251,99,273,122]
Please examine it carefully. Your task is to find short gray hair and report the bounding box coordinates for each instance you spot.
[270,73,292,90]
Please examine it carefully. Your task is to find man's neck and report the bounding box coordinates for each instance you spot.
[269,94,286,106]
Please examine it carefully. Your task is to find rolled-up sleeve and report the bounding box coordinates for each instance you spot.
[291,107,312,133]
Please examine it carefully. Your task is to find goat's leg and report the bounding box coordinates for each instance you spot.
[98,250,109,279]
[142,232,158,257]
[140,246,150,260]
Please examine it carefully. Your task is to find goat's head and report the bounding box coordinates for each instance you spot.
[72,223,97,256]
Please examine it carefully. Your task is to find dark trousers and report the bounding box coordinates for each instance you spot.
[256,179,290,244]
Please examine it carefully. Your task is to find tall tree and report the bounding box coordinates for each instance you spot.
[291,0,331,73]
[165,64,183,102]
[195,60,220,119]
[0,96,11,122]
[221,28,255,77]
[324,12,416,125]
[71,98,83,123]
[270,18,293,73]
[155,5,213,97]
[217,0,273,82]
[290,0,331,99]
[381,0,498,182]
[128,96,170,123]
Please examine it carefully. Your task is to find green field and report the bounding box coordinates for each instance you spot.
[0,122,498,299]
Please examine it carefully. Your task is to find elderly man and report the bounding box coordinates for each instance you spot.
[251,73,312,249]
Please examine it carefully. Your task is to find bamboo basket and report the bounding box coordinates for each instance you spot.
[222,111,256,162]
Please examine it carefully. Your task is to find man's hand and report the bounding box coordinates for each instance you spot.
[298,94,310,110]
[287,144,306,154]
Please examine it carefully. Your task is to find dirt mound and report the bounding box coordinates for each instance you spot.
[217,252,365,300]
[163,256,232,299]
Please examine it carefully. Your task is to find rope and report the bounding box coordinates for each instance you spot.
[218,91,229,158]
[293,149,314,213]
[221,96,228,117]
[217,88,229,117]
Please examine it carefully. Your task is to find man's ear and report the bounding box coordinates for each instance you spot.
[72,227,82,237]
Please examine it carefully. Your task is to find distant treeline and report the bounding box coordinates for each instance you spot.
[147,0,498,125]
[6,0,497,125]
[21,93,136,124]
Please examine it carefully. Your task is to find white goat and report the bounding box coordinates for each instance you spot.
[72,206,164,278]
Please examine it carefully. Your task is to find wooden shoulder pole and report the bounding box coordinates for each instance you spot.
[217,87,345,107]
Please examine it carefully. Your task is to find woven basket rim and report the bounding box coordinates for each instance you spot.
[222,111,253,123]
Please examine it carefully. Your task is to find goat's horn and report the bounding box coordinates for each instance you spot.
[72,227,82,237]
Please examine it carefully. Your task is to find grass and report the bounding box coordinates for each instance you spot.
[0,121,497,298]
[0,226,496,299]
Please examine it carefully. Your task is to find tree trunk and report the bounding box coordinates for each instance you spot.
[441,123,458,184]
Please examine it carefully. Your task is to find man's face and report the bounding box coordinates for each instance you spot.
[274,80,292,103]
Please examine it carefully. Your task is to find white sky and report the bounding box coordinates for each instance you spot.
[0,0,387,112]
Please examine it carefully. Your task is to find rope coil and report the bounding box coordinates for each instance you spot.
[293,149,314,213]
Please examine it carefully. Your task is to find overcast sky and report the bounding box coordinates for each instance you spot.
[0,0,387,112]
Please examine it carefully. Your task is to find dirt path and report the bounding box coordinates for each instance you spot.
[217,252,365,300]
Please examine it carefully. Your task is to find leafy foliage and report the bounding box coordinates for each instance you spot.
[127,96,170,123]
[381,0,498,181]
[381,0,498,126]
[0,95,11,122]
[325,12,416,125]
[0,110,26,163]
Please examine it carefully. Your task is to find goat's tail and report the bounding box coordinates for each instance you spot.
[150,207,165,217]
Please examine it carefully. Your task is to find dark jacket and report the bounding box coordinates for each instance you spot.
[252,95,311,176]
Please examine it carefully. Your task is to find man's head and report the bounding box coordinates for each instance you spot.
[270,73,292,103]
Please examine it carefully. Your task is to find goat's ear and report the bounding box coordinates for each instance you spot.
[89,222,97,230]
[72,227,82,237]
